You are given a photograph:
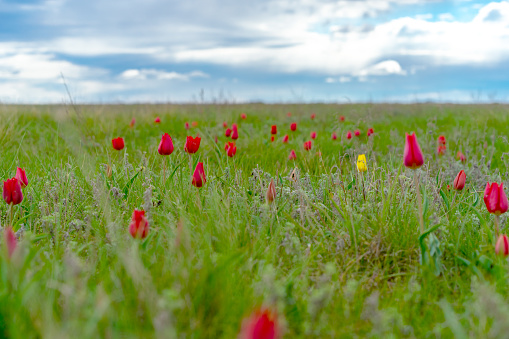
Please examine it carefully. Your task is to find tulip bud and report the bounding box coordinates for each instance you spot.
[225,142,237,157]
[287,112,292,117]
[225,128,232,137]
[438,135,446,146]
[129,209,149,239]
[354,129,360,137]
[457,151,466,163]
[15,167,28,188]
[266,179,276,204]
[241,113,247,119]
[231,124,239,140]
[192,162,206,188]
[282,135,289,143]
[290,123,297,131]
[484,182,509,215]
[112,137,125,151]
[368,127,374,134]
[304,140,312,151]
[332,132,337,140]
[130,118,136,128]
[453,170,466,191]
[346,131,352,139]
[223,122,228,128]
[339,116,345,122]
[437,145,446,156]
[357,154,367,172]
[271,125,277,135]
[158,133,174,155]
[495,234,509,257]
[311,113,316,119]
[192,121,198,127]
[4,227,17,258]
[310,131,317,139]
[239,309,279,339]
[288,150,297,160]
[154,117,161,123]
[403,132,424,169]
[185,122,190,130]
[3,178,23,205]
[184,136,201,154]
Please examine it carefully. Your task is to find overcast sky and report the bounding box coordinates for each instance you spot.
[1,0,508,103]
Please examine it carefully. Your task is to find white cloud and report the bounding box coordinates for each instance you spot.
[415,13,433,20]
[357,60,406,76]
[119,69,209,81]
[438,13,455,21]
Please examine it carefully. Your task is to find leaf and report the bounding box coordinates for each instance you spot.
[122,167,144,196]
[439,189,450,210]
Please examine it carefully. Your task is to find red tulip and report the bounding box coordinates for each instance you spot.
[332,132,337,140]
[290,123,297,131]
[266,179,276,204]
[311,113,316,120]
[438,135,446,146]
[484,182,509,215]
[288,150,296,160]
[214,136,218,144]
[339,116,345,122]
[226,142,236,157]
[192,121,198,127]
[184,136,201,154]
[310,131,317,139]
[15,167,28,188]
[270,136,275,142]
[404,132,424,169]
[225,128,232,137]
[239,309,279,339]
[129,209,149,239]
[437,146,446,156]
[367,130,372,137]
[354,129,360,137]
[112,137,125,151]
[223,122,228,128]
[231,125,239,140]
[241,113,247,119]
[158,133,174,155]
[271,125,277,135]
[457,151,466,162]
[287,112,292,117]
[185,122,190,130]
[4,227,17,258]
[282,135,289,143]
[192,162,206,188]
[130,118,136,128]
[3,178,23,205]
[346,131,352,139]
[496,234,509,257]
[368,127,374,134]
[154,117,161,124]
[453,170,466,191]
[304,140,312,151]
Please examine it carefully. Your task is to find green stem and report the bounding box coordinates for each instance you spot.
[414,171,424,234]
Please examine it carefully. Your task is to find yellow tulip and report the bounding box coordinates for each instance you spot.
[357,154,367,172]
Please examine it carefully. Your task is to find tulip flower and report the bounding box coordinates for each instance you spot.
[154,117,161,123]
[130,118,136,128]
[332,132,337,140]
[453,170,466,191]
[339,116,345,122]
[158,133,174,155]
[311,113,316,119]
[287,112,292,117]
[438,135,446,146]
[495,234,509,257]
[241,113,247,119]
[231,127,239,140]
[239,308,279,339]
[4,227,17,258]
[184,136,201,154]
[437,146,446,156]
[185,122,190,130]
[223,122,228,128]
[271,125,277,135]
[484,182,509,236]
[129,209,149,239]
[192,162,206,188]
[266,179,276,204]
[225,128,232,137]
[304,140,312,151]
[15,167,28,188]
[403,132,424,169]
[225,142,236,157]
[354,129,360,137]
[288,150,296,160]
[112,137,125,151]
[3,178,23,205]
[191,121,198,127]
[346,131,352,139]
[282,135,289,143]
[271,136,275,142]
[310,131,317,139]
[357,154,367,172]
[367,130,372,137]
[368,127,374,134]
[290,123,297,131]
[457,151,466,163]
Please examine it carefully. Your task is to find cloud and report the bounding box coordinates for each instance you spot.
[119,69,209,81]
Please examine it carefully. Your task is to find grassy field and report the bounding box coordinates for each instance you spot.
[1,103,509,338]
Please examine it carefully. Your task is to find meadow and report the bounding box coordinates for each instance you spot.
[1,103,509,338]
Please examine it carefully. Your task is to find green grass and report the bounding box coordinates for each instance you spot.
[1,103,509,338]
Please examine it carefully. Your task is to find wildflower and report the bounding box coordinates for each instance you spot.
[288,150,296,160]
[112,137,125,151]
[453,170,466,191]
[239,309,279,339]
[457,151,466,162]
[357,154,367,172]
[15,167,28,188]
[192,121,198,127]
[130,118,136,128]
[185,122,190,130]
[3,178,23,205]
[332,132,337,140]
[225,128,232,137]
[223,122,228,128]
[354,130,360,137]
[287,112,292,117]
[484,182,508,215]
[231,124,239,140]
[4,227,17,258]
[271,125,277,135]
[158,133,174,155]
[282,135,289,143]
[346,131,352,139]
[403,132,424,169]
[311,113,316,119]
[438,135,446,146]
[129,209,149,239]
[290,123,297,132]
[241,113,247,119]
[437,146,446,156]
[154,117,161,124]
[226,142,236,157]
[495,234,509,257]
[339,116,345,122]
[266,179,276,204]
[304,140,312,151]
[184,136,201,154]
[310,131,317,139]
[192,162,206,188]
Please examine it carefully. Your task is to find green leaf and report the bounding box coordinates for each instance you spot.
[439,189,450,211]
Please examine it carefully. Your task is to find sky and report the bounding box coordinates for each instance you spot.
[0,0,509,103]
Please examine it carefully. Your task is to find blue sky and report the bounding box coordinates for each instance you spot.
[0,0,508,103]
